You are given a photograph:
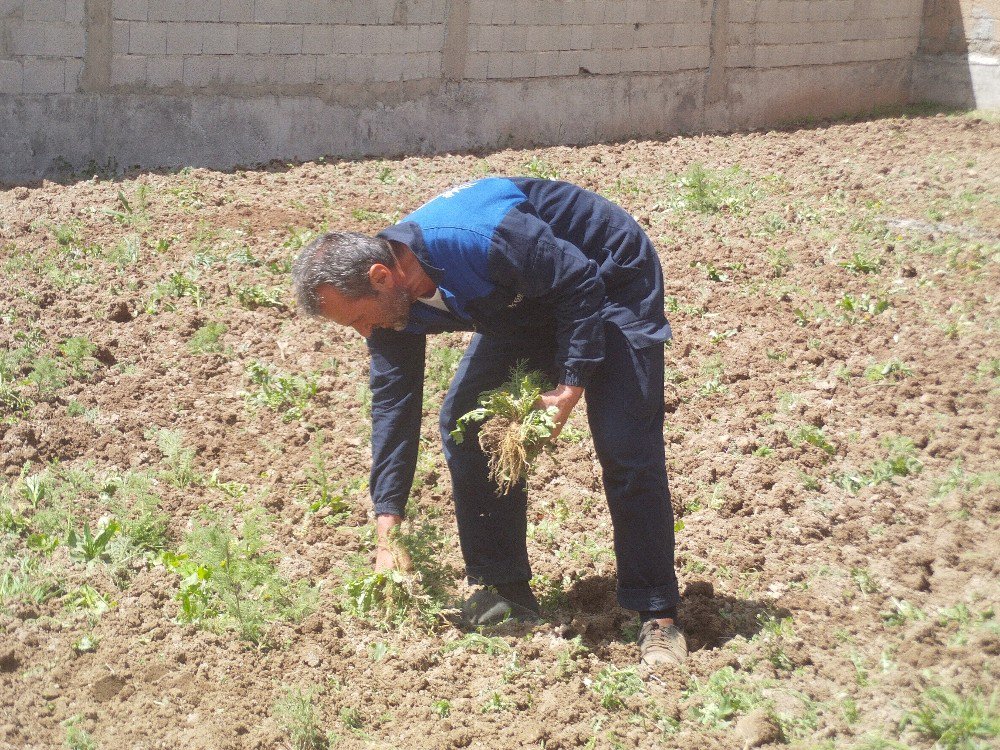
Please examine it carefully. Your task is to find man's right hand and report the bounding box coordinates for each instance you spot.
[374,513,413,573]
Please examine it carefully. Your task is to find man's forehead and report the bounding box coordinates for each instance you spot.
[316,284,358,321]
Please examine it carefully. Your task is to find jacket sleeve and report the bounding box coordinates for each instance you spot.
[366,328,426,518]
[491,206,607,387]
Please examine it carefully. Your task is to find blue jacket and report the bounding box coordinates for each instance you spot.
[368,177,670,516]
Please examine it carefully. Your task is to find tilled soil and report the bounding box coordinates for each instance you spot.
[1,111,998,749]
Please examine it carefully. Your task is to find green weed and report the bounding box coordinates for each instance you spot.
[788,425,836,456]
[433,699,452,718]
[63,718,98,750]
[592,666,644,710]
[901,687,998,750]
[671,164,758,215]
[882,598,927,627]
[480,691,515,713]
[684,666,768,728]
[864,359,913,382]
[188,322,226,354]
[274,686,328,750]
[426,345,463,393]
[523,156,560,180]
[236,284,286,310]
[66,519,120,563]
[441,632,512,656]
[152,429,199,488]
[245,361,318,422]
[146,268,206,312]
[60,337,98,378]
[840,250,883,274]
[26,356,67,395]
[163,509,317,644]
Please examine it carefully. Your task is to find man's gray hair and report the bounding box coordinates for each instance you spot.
[291,231,397,315]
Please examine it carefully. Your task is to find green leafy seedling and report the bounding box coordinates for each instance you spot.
[67,519,120,563]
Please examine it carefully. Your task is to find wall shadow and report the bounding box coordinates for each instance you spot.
[912,0,977,107]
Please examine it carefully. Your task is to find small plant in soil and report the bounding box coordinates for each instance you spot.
[900,686,998,750]
[864,359,913,382]
[59,337,98,378]
[451,363,557,494]
[151,428,199,488]
[63,718,98,750]
[245,360,318,422]
[236,284,285,310]
[188,321,226,354]
[341,567,431,629]
[66,518,120,563]
[683,666,768,728]
[592,666,644,710]
[162,509,317,645]
[841,251,883,274]
[274,686,328,750]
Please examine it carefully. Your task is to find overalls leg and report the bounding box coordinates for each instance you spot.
[585,324,680,616]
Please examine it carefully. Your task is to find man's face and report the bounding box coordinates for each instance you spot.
[315,283,413,339]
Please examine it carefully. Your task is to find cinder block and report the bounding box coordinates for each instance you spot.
[468,0,493,24]
[603,1,627,24]
[183,54,220,86]
[463,51,488,79]
[490,1,516,26]
[578,0,606,25]
[65,0,85,23]
[570,24,594,51]
[648,0,709,24]
[146,54,185,85]
[8,22,43,56]
[237,23,269,53]
[332,25,365,55]
[509,52,536,78]
[401,52,430,80]
[806,0,854,22]
[533,49,559,76]
[284,54,316,84]
[408,0,447,24]
[665,44,709,71]
[0,59,22,94]
[269,24,302,54]
[221,0,253,23]
[129,21,167,55]
[286,0,328,24]
[253,0,286,23]
[501,25,526,53]
[112,20,130,55]
[166,22,203,54]
[109,54,147,86]
[185,0,221,23]
[203,23,237,54]
[63,57,82,89]
[635,22,668,48]
[556,49,582,75]
[302,25,335,54]
[345,0,378,26]
[148,0,185,22]
[25,0,66,22]
[22,57,64,93]
[476,24,504,52]
[342,54,376,83]
[624,0,648,25]
[314,54,338,81]
[417,24,444,53]
[373,52,404,81]
[485,50,512,79]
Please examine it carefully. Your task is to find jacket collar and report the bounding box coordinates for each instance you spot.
[376,222,445,286]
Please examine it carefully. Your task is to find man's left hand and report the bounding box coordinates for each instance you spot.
[537,384,584,440]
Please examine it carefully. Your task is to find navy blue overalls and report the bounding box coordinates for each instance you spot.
[369,177,679,616]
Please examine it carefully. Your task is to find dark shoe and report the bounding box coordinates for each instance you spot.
[461,582,541,627]
[638,620,688,667]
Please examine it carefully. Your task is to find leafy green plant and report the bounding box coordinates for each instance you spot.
[441,632,512,656]
[882,598,926,627]
[63,717,98,750]
[245,361,318,422]
[146,268,206,312]
[26,356,67,395]
[0,373,33,418]
[684,666,768,728]
[188,322,226,354]
[481,691,515,713]
[592,666,644,710]
[766,247,793,277]
[341,568,432,629]
[837,293,890,323]
[671,164,758,215]
[451,363,556,493]
[433,699,452,718]
[298,432,355,518]
[841,251,883,274]
[864,359,913,382]
[67,519,120,563]
[153,429,199,488]
[523,156,560,179]
[274,686,328,750]
[236,284,286,310]
[59,337,98,378]
[788,425,836,456]
[162,510,317,644]
[900,687,998,750]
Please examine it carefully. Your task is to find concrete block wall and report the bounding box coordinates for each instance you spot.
[912,0,1000,108]
[0,0,86,94]
[106,0,448,89]
[1,0,995,181]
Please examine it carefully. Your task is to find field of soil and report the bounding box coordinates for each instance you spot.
[1,110,998,750]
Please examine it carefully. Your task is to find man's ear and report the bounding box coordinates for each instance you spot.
[368,263,392,290]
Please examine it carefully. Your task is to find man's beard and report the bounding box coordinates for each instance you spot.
[385,286,413,331]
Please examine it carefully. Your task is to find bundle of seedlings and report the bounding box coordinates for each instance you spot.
[450,363,558,494]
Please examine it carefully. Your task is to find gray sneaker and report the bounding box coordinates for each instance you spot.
[638,620,688,667]
[461,585,541,627]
